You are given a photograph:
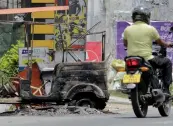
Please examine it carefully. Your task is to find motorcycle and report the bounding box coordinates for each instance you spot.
[122,27,173,118]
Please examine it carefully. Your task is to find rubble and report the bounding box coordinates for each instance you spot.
[0,97,132,116]
[0,105,107,116]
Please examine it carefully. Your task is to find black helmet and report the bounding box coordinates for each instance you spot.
[132,6,151,24]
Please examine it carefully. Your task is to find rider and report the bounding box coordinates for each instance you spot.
[123,6,173,94]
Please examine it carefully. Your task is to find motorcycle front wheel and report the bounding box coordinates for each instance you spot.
[131,86,148,118]
[158,99,172,117]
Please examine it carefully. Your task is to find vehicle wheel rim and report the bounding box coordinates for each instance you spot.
[76,99,93,108]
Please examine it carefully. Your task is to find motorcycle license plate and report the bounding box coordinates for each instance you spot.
[123,74,141,84]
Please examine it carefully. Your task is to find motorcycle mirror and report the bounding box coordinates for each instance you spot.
[169,26,173,33]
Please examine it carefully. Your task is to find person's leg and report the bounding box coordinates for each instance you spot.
[149,56,172,93]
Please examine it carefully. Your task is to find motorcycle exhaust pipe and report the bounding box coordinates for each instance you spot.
[152,89,165,107]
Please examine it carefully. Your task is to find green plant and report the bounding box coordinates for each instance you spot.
[0,40,24,77]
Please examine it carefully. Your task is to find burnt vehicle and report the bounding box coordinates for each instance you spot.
[17,28,109,110]
[0,7,109,111]
[19,61,109,110]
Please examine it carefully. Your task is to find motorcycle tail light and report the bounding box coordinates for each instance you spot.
[126,59,139,67]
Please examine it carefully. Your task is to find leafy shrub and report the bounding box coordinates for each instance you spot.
[0,40,24,77]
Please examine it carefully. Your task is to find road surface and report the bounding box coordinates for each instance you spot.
[1,106,173,126]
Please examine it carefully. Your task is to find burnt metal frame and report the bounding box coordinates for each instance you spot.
[60,21,106,62]
[64,30,106,62]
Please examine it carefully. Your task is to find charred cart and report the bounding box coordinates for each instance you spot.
[0,7,109,110]
[19,26,109,109]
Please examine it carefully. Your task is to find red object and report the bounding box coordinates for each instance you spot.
[12,63,44,108]
[126,59,139,67]
[85,42,102,62]
[12,63,44,96]
[65,0,69,5]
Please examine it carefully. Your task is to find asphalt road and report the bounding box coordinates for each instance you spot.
[1,107,173,126]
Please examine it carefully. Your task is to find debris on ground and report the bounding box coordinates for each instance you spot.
[0,103,131,116]
[0,97,132,116]
[0,105,107,116]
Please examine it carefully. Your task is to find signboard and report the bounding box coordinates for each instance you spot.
[18,47,50,71]
[85,42,102,62]
[116,21,173,62]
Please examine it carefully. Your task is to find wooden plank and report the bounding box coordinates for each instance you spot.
[31,25,54,34]
[32,40,54,49]
[0,6,69,15]
[0,97,21,104]
[32,11,55,19]
[32,0,55,3]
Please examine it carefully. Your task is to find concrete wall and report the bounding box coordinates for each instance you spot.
[87,0,173,63]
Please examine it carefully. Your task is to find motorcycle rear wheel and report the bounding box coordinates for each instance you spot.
[131,87,148,118]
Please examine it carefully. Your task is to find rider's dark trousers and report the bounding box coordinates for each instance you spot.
[148,56,172,89]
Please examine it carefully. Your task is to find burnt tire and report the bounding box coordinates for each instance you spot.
[68,92,106,109]
[75,98,96,108]
[131,87,148,118]
[69,98,106,110]
[158,100,172,117]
